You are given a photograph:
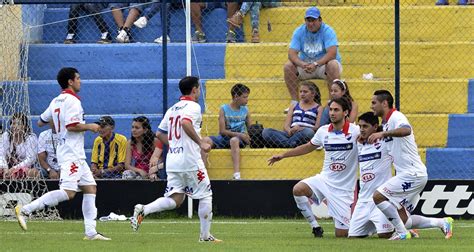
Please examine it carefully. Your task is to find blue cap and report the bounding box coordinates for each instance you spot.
[305,7,321,19]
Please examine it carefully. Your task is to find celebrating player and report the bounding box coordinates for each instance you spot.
[130,76,221,242]
[15,67,110,241]
[369,90,453,240]
[268,97,359,238]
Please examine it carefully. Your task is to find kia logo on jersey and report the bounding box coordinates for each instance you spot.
[330,163,346,171]
[361,173,375,182]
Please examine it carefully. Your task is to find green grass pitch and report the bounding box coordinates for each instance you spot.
[1,218,473,251]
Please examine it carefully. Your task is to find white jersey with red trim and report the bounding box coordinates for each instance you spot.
[158,97,204,172]
[357,140,393,202]
[40,90,86,164]
[310,121,360,192]
[383,110,427,176]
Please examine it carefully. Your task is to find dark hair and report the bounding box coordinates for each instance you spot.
[373,90,394,108]
[328,96,352,113]
[358,112,379,126]
[230,83,250,98]
[332,79,353,102]
[57,67,79,89]
[131,116,155,155]
[300,81,321,105]
[179,76,200,95]
[9,112,32,141]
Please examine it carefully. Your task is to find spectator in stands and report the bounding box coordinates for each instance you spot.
[37,121,60,179]
[133,1,171,43]
[123,116,155,179]
[262,81,322,148]
[435,0,473,5]
[111,3,144,43]
[201,84,251,180]
[191,2,240,43]
[0,113,38,179]
[283,7,342,113]
[148,139,166,181]
[320,79,358,126]
[64,4,111,44]
[91,116,127,179]
[227,1,281,43]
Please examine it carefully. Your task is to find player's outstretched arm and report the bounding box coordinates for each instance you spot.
[268,141,318,166]
[66,123,100,133]
[182,120,210,152]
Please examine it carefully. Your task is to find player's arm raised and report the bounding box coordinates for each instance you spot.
[182,119,211,153]
[268,141,319,166]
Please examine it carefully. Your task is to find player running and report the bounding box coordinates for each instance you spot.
[130,76,221,242]
[15,67,110,241]
[369,90,453,240]
[269,97,359,238]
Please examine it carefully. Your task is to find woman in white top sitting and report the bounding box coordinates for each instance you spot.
[0,113,38,179]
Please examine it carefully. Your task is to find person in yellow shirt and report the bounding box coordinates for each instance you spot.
[91,116,127,178]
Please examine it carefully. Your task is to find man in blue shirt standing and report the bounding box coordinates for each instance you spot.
[283,7,342,113]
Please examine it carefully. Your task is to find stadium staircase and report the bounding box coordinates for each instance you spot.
[27,1,473,179]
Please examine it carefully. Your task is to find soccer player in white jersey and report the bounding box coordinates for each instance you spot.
[349,112,394,238]
[269,97,359,238]
[369,90,453,240]
[130,76,221,242]
[14,67,110,241]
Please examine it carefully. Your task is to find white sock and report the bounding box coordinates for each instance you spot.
[294,195,319,228]
[82,194,97,237]
[22,189,69,214]
[376,201,408,234]
[143,197,176,216]
[405,215,444,229]
[198,197,213,239]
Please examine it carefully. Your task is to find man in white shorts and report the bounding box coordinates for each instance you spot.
[349,112,394,238]
[369,90,453,240]
[130,76,221,243]
[269,97,359,238]
[15,67,110,241]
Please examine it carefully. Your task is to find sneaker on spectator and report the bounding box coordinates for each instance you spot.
[116,28,130,43]
[97,32,112,44]
[134,16,148,29]
[233,172,241,180]
[192,31,206,43]
[251,28,260,43]
[226,30,237,43]
[227,11,243,28]
[64,33,75,44]
[154,35,171,44]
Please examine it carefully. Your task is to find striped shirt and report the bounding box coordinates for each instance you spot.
[291,103,319,128]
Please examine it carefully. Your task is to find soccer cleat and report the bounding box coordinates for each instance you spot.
[441,217,453,239]
[134,16,148,28]
[199,234,223,243]
[251,28,260,43]
[226,30,237,43]
[227,11,243,28]
[154,35,171,44]
[131,204,145,231]
[409,229,420,238]
[83,233,111,241]
[388,232,411,240]
[15,205,28,231]
[312,226,324,238]
[192,31,206,43]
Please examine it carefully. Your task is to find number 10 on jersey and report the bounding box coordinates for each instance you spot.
[168,116,182,140]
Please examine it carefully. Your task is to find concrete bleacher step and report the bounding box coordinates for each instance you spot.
[41,7,244,43]
[281,0,436,7]
[201,113,448,148]
[244,6,474,43]
[204,79,469,114]
[27,44,225,80]
[225,42,474,79]
[206,148,427,180]
[426,148,474,179]
[447,113,474,148]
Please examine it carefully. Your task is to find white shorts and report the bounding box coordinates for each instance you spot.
[59,160,96,192]
[164,169,212,200]
[376,173,427,213]
[297,59,343,80]
[349,200,393,237]
[301,174,353,229]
